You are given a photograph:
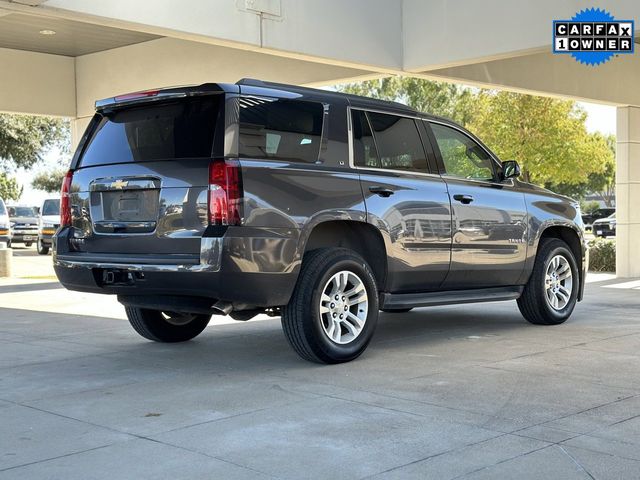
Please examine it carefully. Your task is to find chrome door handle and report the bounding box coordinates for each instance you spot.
[453,194,474,204]
[369,186,395,197]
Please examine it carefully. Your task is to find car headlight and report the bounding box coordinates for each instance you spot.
[9,221,15,227]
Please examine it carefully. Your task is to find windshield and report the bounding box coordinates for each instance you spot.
[8,207,36,218]
[0,200,5,216]
[42,199,60,216]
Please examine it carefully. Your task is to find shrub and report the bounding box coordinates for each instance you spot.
[580,200,601,215]
[588,238,616,272]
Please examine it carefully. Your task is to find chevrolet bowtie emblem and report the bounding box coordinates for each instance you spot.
[111,179,129,189]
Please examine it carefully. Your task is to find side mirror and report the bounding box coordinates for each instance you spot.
[501,160,521,180]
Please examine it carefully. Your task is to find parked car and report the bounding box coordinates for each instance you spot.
[0,198,10,246]
[582,207,615,231]
[7,205,39,247]
[53,79,587,364]
[37,198,60,255]
[593,213,616,238]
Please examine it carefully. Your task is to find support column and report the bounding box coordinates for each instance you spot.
[616,106,640,278]
[70,116,92,153]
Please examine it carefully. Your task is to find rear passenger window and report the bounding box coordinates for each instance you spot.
[352,110,427,172]
[239,97,324,163]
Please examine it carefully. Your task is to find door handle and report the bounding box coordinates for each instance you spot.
[453,194,474,204]
[369,186,395,198]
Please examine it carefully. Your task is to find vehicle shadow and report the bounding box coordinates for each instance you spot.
[0,302,533,374]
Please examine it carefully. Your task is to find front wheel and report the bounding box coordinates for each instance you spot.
[125,307,211,342]
[517,238,579,325]
[281,248,379,364]
[37,240,49,255]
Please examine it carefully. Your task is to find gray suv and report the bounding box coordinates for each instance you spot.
[54,79,587,363]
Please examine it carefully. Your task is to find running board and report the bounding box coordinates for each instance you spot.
[380,286,524,310]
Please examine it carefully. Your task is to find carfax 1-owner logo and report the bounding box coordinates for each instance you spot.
[553,8,634,65]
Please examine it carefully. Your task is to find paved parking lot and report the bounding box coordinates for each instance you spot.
[1,251,639,479]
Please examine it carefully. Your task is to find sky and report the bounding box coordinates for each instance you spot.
[13,100,617,206]
[580,101,616,136]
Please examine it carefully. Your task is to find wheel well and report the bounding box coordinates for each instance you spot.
[303,221,387,290]
[539,226,583,271]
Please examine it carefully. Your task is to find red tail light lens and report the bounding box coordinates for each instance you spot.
[114,90,159,102]
[208,159,242,226]
[60,170,73,227]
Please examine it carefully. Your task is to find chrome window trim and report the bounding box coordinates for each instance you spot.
[346,106,515,187]
[347,106,436,176]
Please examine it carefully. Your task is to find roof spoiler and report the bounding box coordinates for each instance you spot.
[95,83,236,111]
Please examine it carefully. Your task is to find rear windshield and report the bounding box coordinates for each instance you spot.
[79,96,221,167]
[42,200,60,216]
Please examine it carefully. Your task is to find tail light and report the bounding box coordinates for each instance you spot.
[60,170,74,227]
[114,89,159,102]
[208,159,242,226]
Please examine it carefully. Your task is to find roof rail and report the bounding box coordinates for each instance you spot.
[235,78,414,112]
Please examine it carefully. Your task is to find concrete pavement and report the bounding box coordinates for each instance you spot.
[0,252,639,479]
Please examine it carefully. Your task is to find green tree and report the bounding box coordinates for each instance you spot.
[586,133,616,206]
[468,91,609,189]
[338,76,476,125]
[0,114,69,171]
[31,169,66,193]
[0,173,22,201]
[544,133,615,201]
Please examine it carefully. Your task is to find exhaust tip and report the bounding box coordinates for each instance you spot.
[211,300,233,316]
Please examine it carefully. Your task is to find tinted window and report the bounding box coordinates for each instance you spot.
[351,110,380,168]
[79,97,221,167]
[430,123,495,181]
[239,97,323,163]
[365,112,427,172]
[42,200,60,216]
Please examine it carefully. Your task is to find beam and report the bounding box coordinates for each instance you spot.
[0,47,75,117]
[422,51,640,106]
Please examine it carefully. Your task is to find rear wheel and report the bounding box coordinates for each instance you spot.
[37,239,49,255]
[517,238,579,325]
[125,307,211,342]
[281,248,379,364]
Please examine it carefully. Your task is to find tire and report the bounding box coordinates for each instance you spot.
[381,308,412,313]
[517,238,579,325]
[124,307,211,342]
[281,248,379,364]
[37,240,49,255]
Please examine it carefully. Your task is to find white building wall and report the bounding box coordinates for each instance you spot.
[43,0,403,70]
